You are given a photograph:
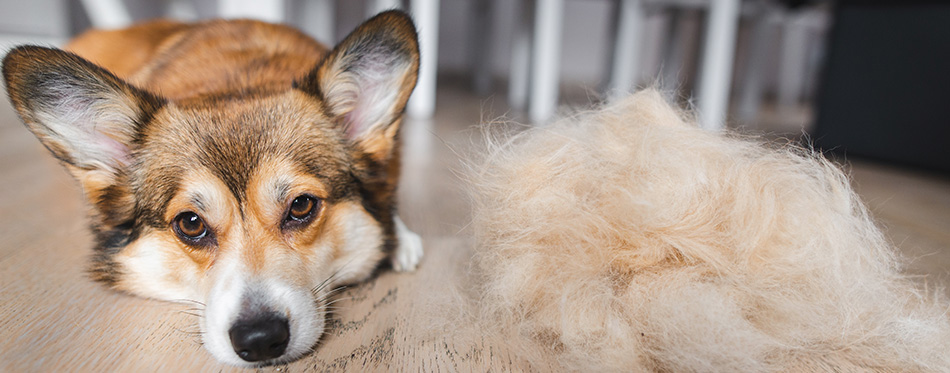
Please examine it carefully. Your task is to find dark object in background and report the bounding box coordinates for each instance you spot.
[779,0,819,10]
[813,1,950,174]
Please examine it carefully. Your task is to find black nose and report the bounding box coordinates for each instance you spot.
[228,315,290,362]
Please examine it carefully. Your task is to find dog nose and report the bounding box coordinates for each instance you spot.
[228,315,290,362]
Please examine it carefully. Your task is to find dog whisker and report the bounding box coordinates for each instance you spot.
[170,299,207,307]
[315,286,348,301]
[321,296,357,307]
[172,326,204,336]
[311,258,358,294]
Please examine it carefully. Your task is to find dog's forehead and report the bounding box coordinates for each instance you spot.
[134,91,356,219]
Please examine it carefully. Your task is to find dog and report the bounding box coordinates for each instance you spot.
[2,11,423,366]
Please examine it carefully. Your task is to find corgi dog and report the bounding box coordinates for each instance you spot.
[2,11,423,366]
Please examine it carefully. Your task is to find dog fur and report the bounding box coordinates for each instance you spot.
[464,90,950,371]
[3,12,423,366]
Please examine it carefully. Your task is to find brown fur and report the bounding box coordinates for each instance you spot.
[66,19,190,79]
[3,11,421,365]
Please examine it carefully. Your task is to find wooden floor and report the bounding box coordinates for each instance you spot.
[1,79,948,371]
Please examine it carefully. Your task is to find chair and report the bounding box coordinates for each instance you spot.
[505,0,740,130]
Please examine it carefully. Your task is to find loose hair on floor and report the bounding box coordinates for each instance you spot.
[462,90,950,371]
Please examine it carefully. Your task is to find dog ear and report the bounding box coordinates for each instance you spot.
[2,46,164,230]
[296,10,420,163]
[3,46,163,171]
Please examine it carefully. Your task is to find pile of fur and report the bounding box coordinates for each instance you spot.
[464,90,950,371]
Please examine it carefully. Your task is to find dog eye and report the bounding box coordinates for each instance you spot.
[173,212,212,245]
[285,195,320,227]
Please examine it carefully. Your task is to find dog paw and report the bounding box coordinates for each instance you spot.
[392,217,423,272]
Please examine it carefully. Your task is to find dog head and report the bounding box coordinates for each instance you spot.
[2,11,418,366]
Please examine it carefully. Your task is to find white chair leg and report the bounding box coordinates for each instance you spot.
[800,9,829,107]
[168,0,201,21]
[369,0,403,16]
[78,0,133,29]
[608,0,646,99]
[777,11,809,118]
[659,9,692,91]
[302,0,336,45]
[697,0,740,131]
[219,0,286,22]
[529,0,564,124]
[407,0,439,119]
[508,0,533,111]
[737,6,777,123]
[470,0,494,95]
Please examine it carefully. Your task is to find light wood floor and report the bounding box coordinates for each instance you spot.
[1,79,948,371]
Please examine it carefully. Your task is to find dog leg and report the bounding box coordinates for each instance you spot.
[392,216,423,272]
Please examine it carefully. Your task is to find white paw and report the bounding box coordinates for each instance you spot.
[392,217,423,272]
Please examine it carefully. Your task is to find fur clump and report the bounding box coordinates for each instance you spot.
[464,90,950,371]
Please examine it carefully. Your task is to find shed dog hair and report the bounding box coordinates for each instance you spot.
[3,11,423,366]
[464,90,950,371]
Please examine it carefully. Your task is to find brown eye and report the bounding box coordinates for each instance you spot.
[285,195,319,228]
[174,212,213,245]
